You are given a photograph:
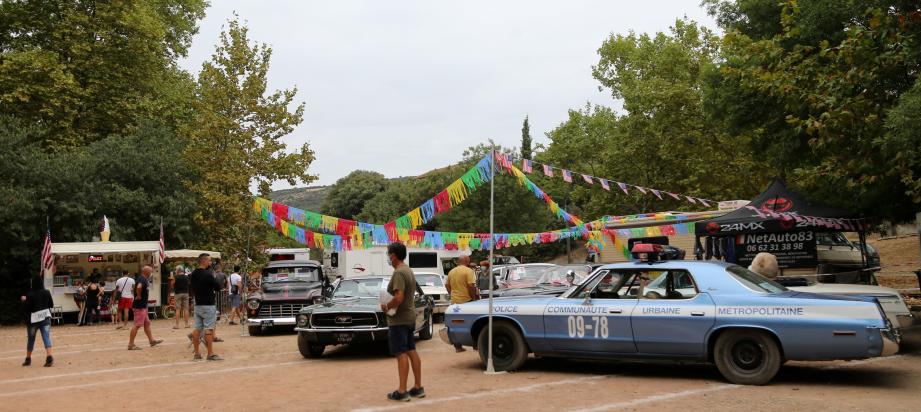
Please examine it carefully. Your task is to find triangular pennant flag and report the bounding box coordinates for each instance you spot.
[697,198,710,208]
[667,192,681,200]
[617,182,629,194]
[522,159,533,173]
[581,174,593,184]
[650,189,663,200]
[600,179,610,191]
[542,164,553,177]
[635,186,647,195]
[685,196,697,204]
[562,170,573,183]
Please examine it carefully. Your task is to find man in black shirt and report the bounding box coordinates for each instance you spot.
[189,253,223,361]
[127,266,163,350]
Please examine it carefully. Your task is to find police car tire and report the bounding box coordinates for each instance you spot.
[714,329,781,385]
[477,321,528,371]
[248,325,262,336]
[419,314,434,340]
[298,332,325,358]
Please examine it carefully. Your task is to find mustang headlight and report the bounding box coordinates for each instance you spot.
[246,299,260,310]
[297,314,309,328]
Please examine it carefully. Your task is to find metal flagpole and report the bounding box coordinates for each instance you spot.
[485,147,501,375]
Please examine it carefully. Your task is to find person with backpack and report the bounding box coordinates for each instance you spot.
[21,275,54,367]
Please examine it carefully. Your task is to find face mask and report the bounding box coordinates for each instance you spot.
[387,259,393,268]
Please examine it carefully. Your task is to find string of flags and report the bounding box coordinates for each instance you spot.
[502,154,718,207]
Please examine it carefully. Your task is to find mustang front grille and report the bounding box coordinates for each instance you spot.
[257,303,307,319]
[311,312,379,328]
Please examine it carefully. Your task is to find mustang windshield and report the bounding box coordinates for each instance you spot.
[415,273,444,288]
[727,266,788,293]
[334,278,384,299]
[263,266,320,283]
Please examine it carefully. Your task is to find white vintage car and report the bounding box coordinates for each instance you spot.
[415,272,450,320]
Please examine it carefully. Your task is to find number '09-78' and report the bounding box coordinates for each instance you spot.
[567,316,609,338]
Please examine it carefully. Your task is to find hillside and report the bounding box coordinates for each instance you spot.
[268,186,331,212]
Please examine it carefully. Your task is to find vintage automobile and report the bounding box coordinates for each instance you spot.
[415,272,450,321]
[442,245,898,385]
[246,259,331,335]
[294,275,434,358]
[490,265,593,298]
[491,263,556,291]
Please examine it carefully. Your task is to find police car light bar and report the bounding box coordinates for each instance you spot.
[630,243,663,262]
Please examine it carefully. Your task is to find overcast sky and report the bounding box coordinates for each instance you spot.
[179,1,717,188]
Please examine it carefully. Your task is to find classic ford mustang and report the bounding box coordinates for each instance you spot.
[294,275,434,358]
[443,255,898,385]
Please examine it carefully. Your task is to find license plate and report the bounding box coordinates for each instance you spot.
[261,320,274,327]
[335,333,352,343]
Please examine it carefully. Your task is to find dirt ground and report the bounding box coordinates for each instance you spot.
[1,320,920,412]
[870,235,920,291]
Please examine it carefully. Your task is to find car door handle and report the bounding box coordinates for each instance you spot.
[690,311,705,317]
[609,309,622,314]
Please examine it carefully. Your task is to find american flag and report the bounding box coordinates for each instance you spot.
[581,174,593,184]
[542,164,553,177]
[158,220,166,264]
[617,182,629,195]
[522,159,533,173]
[41,227,54,274]
[600,179,611,191]
[562,170,573,183]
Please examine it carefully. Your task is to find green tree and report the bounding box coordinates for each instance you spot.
[186,17,316,254]
[0,0,207,148]
[322,170,388,219]
[521,116,533,159]
[707,1,921,220]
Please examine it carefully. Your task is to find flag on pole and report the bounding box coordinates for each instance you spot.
[41,226,54,274]
[562,170,573,183]
[600,179,611,191]
[158,220,166,264]
[581,174,593,184]
[542,164,553,177]
[617,182,629,195]
[522,159,533,173]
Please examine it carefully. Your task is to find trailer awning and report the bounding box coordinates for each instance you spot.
[165,249,222,259]
[51,241,161,254]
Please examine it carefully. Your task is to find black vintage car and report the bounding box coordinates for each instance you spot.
[246,259,331,335]
[294,275,434,358]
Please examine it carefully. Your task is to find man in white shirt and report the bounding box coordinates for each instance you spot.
[113,272,135,330]
[227,266,243,325]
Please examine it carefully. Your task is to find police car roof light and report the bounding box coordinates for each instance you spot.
[631,243,663,263]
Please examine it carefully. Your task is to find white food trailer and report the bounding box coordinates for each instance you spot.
[49,241,163,313]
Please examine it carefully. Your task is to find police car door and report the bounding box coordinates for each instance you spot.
[543,270,638,353]
[630,270,715,356]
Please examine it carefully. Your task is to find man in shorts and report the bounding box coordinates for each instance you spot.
[190,253,223,361]
[114,271,135,330]
[127,266,163,350]
[171,267,191,329]
[381,242,424,402]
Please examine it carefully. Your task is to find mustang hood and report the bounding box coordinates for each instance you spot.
[306,297,380,314]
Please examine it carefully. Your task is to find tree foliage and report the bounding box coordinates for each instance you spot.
[521,116,533,159]
[185,16,316,253]
[322,170,388,220]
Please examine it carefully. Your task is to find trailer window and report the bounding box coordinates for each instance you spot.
[408,252,438,269]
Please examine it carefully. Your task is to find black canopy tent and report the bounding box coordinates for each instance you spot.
[695,179,868,272]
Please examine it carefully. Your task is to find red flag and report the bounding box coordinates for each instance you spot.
[562,170,573,183]
[522,159,533,173]
[542,164,554,177]
[581,174,593,184]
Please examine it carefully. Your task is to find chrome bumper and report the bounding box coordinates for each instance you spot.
[246,317,297,326]
[880,328,900,357]
[295,326,388,333]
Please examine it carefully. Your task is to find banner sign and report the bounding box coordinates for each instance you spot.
[734,231,818,269]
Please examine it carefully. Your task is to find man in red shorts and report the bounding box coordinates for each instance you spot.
[113,271,135,330]
[127,266,162,350]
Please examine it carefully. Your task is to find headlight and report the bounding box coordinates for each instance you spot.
[246,300,260,310]
[297,314,309,327]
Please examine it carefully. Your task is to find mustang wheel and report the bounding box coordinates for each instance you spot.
[297,332,325,358]
[247,325,262,336]
[714,329,781,385]
[476,321,528,371]
[419,314,434,340]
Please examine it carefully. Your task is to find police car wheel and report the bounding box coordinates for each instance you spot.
[248,325,262,336]
[714,329,781,385]
[298,332,325,358]
[477,321,528,371]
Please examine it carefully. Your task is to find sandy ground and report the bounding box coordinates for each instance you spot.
[1,320,919,412]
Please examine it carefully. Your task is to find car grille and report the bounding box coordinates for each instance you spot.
[257,303,306,319]
[311,312,379,328]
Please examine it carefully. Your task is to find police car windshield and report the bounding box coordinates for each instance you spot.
[333,278,384,299]
[726,266,788,293]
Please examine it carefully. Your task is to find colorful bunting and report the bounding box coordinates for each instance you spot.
[581,174,593,184]
[617,182,629,195]
[600,179,610,191]
[543,164,553,177]
[562,170,572,183]
[522,159,533,173]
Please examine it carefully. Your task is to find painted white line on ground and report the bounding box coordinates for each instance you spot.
[351,375,610,412]
[0,350,302,385]
[0,359,309,397]
[0,342,97,355]
[569,354,909,412]
[0,342,182,361]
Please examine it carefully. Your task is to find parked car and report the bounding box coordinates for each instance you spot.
[443,252,898,385]
[491,265,593,298]
[492,263,556,290]
[246,259,330,335]
[294,275,434,358]
[788,283,917,343]
[415,272,450,321]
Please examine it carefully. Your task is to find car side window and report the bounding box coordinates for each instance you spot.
[640,270,698,300]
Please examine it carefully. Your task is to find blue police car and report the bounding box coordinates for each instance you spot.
[442,244,899,385]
